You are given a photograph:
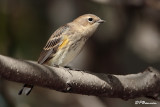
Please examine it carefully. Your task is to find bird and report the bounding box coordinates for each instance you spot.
[18,14,105,95]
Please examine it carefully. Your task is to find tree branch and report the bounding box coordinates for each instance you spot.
[0,55,160,100]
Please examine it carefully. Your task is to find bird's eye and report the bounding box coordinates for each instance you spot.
[88,18,93,22]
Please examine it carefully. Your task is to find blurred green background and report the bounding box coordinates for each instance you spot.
[0,0,160,107]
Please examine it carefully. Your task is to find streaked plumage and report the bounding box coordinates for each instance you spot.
[18,14,105,95]
[38,25,69,64]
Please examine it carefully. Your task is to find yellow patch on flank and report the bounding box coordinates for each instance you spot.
[58,37,69,49]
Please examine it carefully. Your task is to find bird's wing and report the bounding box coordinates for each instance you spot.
[37,25,69,64]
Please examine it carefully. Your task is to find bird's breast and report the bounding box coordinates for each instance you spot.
[47,37,86,66]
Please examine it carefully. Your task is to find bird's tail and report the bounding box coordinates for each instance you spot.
[18,84,33,95]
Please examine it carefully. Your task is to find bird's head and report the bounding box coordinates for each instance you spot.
[73,14,105,36]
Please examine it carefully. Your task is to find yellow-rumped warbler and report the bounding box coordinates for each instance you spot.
[18,14,105,95]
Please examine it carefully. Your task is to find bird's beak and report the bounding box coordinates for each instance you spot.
[97,19,105,23]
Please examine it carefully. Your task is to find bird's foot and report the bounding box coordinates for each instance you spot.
[53,64,60,68]
[64,66,82,71]
[64,66,84,74]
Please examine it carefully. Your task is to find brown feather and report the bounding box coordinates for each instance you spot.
[37,24,69,64]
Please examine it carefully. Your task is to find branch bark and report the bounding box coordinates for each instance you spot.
[0,54,160,100]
